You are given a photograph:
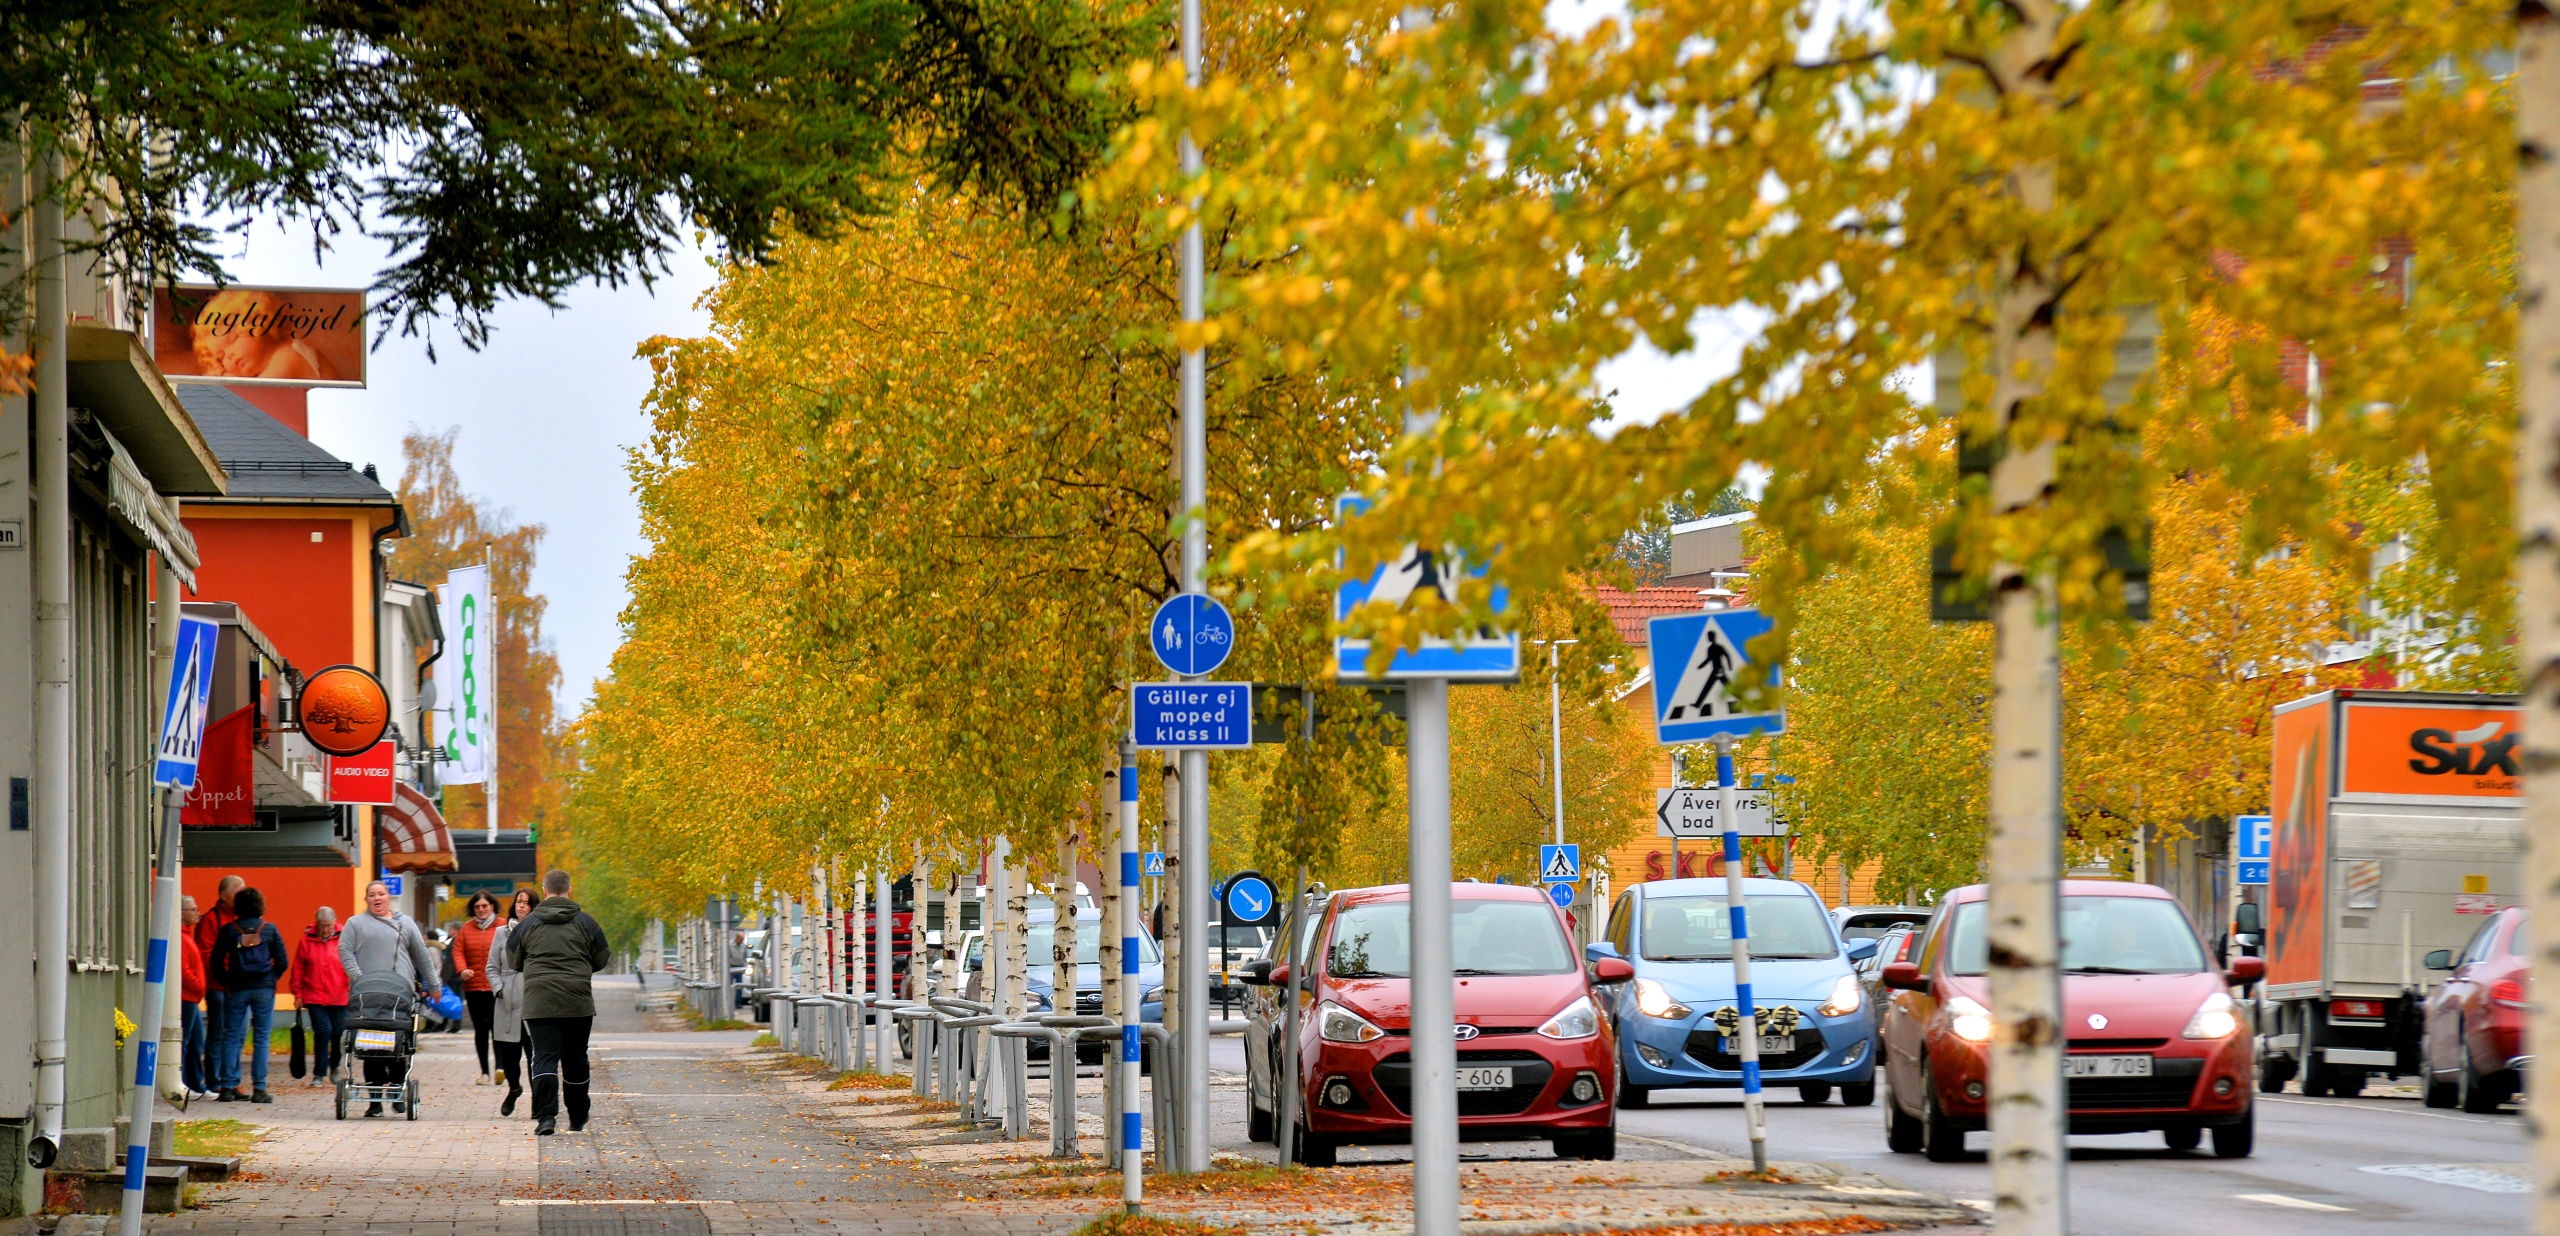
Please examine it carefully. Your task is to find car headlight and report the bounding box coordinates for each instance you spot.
[1318,1000,1386,1044]
[2182,990,2239,1040]
[1538,995,1602,1041]
[1816,974,1863,1018]
[1632,978,1693,1020]
[1946,995,1993,1043]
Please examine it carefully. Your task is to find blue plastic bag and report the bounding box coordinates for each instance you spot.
[430,987,464,1022]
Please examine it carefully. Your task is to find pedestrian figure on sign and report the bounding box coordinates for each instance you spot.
[1669,630,1735,721]
[509,869,611,1136]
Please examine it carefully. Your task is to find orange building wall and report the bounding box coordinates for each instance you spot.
[181,506,395,919]
[183,866,365,1010]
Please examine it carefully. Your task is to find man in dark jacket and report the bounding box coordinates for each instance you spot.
[507,869,611,1135]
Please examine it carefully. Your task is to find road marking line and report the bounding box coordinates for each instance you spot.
[2359,1164,2531,1194]
[2259,1095,2511,1124]
[2236,1193,2351,1212]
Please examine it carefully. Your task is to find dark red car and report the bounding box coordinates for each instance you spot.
[1240,883,1634,1165]
[2422,906,2528,1113]
[1878,881,2264,1161]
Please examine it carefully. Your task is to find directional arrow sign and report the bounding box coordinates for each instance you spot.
[1656,786,1785,838]
[1224,871,1276,925]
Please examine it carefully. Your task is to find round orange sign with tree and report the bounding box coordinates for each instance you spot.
[299,664,391,757]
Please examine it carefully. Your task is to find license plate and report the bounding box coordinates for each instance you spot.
[2065,1054,2153,1078]
[1455,1066,1514,1091]
[1721,1035,1793,1055]
[353,1029,398,1053]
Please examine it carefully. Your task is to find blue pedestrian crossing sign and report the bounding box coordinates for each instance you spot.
[1223,872,1277,925]
[1144,852,1167,877]
[1150,594,1236,677]
[1646,608,1785,743]
[1332,494,1519,682]
[1538,844,1581,884]
[153,615,222,789]
[2235,814,2271,886]
[1546,882,1576,909]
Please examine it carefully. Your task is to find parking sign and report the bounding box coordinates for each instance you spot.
[2235,814,2271,886]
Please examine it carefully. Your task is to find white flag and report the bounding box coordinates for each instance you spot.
[435,565,496,785]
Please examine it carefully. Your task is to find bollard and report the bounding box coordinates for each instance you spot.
[1038,1015,1113,1157]
[1138,1023,1174,1169]
[892,1005,938,1095]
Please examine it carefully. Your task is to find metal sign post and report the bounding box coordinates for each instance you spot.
[123,615,218,1234]
[1644,602,1784,1174]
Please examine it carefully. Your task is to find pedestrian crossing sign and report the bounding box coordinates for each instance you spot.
[1539,844,1580,884]
[1144,852,1166,877]
[1646,608,1785,744]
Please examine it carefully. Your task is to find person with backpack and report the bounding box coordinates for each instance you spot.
[209,887,289,1103]
[508,869,610,1136]
[292,906,351,1087]
[340,879,442,1116]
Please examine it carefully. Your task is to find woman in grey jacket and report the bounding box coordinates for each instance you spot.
[487,889,535,1116]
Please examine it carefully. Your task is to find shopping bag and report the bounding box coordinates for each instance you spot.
[289,1007,307,1079]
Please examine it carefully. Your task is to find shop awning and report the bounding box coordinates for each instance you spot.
[376,781,458,874]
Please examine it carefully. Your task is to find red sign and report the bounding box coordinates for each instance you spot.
[181,707,255,826]
[327,741,398,806]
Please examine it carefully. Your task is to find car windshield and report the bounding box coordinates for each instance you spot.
[1944,896,2208,976]
[1026,922,1162,969]
[1641,893,1838,961]
[1326,898,1577,978]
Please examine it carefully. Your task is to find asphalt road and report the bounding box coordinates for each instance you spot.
[1199,1035,2530,1230]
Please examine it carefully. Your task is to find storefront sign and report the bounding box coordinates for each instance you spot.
[328,740,398,805]
[152,285,367,387]
[180,707,256,827]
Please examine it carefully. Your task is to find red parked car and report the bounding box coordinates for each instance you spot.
[1240,883,1634,1165]
[1878,881,2264,1162]
[2421,906,2528,1113]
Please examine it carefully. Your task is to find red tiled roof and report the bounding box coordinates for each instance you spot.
[1589,585,1733,647]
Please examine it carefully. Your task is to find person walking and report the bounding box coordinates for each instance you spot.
[340,879,442,1116]
[292,907,351,1087]
[452,893,503,1084]
[208,887,288,1103]
[508,869,610,1136]
[178,896,210,1101]
[488,889,536,1116]
[195,875,243,1096]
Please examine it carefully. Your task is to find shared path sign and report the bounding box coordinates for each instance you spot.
[1150,594,1236,678]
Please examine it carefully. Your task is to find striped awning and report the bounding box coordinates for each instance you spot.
[375,780,457,874]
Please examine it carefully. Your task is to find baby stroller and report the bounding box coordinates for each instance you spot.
[335,971,423,1121]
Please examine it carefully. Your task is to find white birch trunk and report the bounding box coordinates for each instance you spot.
[1056,825,1081,1014]
[2516,7,2560,1229]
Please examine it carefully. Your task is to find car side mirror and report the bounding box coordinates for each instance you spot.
[1242,958,1274,985]
[1592,957,1635,984]
[2423,949,2455,972]
[1881,961,1929,992]
[1268,963,1293,989]
[1584,942,1622,962]
[1846,938,1879,962]
[2224,956,2265,986]
[2233,902,2263,935]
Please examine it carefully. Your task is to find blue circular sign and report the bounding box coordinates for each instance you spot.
[1546,882,1576,909]
[1150,594,1235,677]
[1223,873,1276,925]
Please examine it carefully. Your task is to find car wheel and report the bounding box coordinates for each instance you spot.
[1840,1081,1875,1108]
[2211,1104,2254,1159]
[1920,1069,1966,1163]
[1554,1124,1617,1161]
[2425,1055,2459,1109]
[1883,1074,1923,1154]
[1247,1091,1275,1143]
[2460,1038,2503,1114]
[1293,1118,1337,1168]
[1797,1083,1832,1105]
[1617,1084,1650,1109]
[2297,1060,2331,1098]
[2161,1124,2202,1152]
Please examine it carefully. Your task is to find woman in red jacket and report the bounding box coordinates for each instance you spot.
[179,896,210,1100]
[291,906,351,1086]
[451,893,502,1085]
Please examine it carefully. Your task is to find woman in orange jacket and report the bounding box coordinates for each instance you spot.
[451,892,502,1085]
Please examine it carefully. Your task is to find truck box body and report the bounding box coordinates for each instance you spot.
[2258,689,2520,1088]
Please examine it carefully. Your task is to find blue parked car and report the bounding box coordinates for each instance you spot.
[1587,877,1879,1107]
[994,905,1166,1063]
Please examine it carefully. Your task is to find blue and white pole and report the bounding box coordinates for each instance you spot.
[118,793,183,1234]
[1717,735,1769,1173]
[1117,742,1144,1213]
